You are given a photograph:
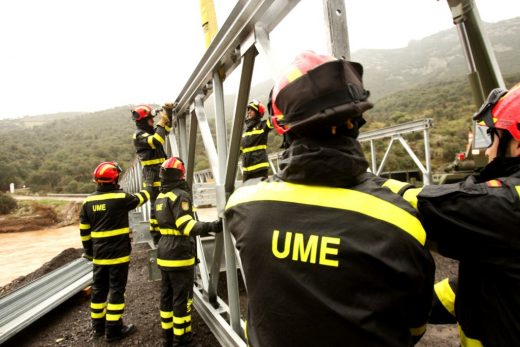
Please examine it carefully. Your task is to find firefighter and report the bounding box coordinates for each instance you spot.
[155,156,222,347]
[224,51,435,347]
[79,162,151,341]
[240,99,273,181]
[383,84,520,347]
[132,103,174,246]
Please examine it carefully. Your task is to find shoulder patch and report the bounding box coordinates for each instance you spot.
[486,179,502,188]
[181,201,190,211]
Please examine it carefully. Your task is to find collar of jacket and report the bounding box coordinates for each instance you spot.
[136,122,154,134]
[476,156,520,182]
[160,179,191,194]
[275,136,369,187]
[96,184,120,192]
[245,116,261,129]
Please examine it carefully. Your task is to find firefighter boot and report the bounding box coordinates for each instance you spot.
[162,329,173,347]
[91,320,105,339]
[106,323,136,342]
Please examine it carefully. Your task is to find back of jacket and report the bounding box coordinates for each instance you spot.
[417,160,520,347]
[80,186,148,265]
[241,117,272,174]
[133,124,169,167]
[225,176,435,347]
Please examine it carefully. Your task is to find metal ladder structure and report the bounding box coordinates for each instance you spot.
[118,1,504,346]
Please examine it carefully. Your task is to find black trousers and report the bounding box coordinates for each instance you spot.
[160,269,194,345]
[91,263,129,333]
[243,168,268,182]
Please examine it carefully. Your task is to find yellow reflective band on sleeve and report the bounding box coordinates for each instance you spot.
[266,117,273,129]
[241,145,267,153]
[410,324,427,336]
[382,179,410,194]
[161,310,173,318]
[176,214,193,228]
[157,257,196,267]
[107,303,125,311]
[84,193,126,202]
[243,128,265,137]
[91,227,129,238]
[173,315,191,324]
[458,324,484,347]
[141,158,166,166]
[152,181,161,187]
[93,256,130,265]
[80,223,91,230]
[160,228,182,236]
[162,321,174,329]
[136,193,144,206]
[142,189,150,200]
[165,192,177,201]
[435,278,456,316]
[147,135,156,149]
[81,235,91,241]
[174,326,192,336]
[243,162,269,172]
[165,125,172,132]
[515,186,520,200]
[403,188,421,210]
[226,181,426,245]
[91,302,107,309]
[106,313,123,322]
[153,132,165,145]
[91,310,106,319]
[183,220,196,236]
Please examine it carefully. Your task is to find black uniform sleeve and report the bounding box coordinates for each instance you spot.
[172,195,216,237]
[133,126,170,151]
[124,186,153,211]
[79,204,93,258]
[417,179,520,260]
[429,277,458,324]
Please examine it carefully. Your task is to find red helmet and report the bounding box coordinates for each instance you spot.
[268,50,372,136]
[247,99,265,117]
[479,84,520,140]
[160,157,186,180]
[93,162,122,184]
[132,105,153,121]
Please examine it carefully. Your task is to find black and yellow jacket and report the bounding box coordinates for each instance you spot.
[225,136,435,347]
[133,122,171,170]
[240,116,273,175]
[384,157,520,347]
[79,184,150,266]
[155,180,216,271]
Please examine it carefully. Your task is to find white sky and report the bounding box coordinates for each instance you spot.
[0,0,519,119]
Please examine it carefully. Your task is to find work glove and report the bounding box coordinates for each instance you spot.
[82,253,93,262]
[156,111,171,128]
[162,102,176,121]
[211,219,223,234]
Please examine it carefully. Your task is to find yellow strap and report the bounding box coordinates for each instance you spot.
[93,256,130,265]
[160,228,182,236]
[157,257,196,267]
[242,128,264,137]
[226,181,426,245]
[91,302,107,309]
[515,186,520,200]
[107,303,125,311]
[382,179,410,194]
[435,278,456,316]
[106,313,123,321]
[403,188,421,210]
[160,310,173,318]
[176,214,193,228]
[141,157,166,166]
[183,220,196,236]
[153,132,165,145]
[241,145,267,153]
[173,315,191,324]
[243,162,269,172]
[91,310,106,319]
[174,326,192,336]
[458,324,484,347]
[147,135,156,149]
[84,193,126,203]
[161,321,174,329]
[81,235,91,241]
[80,223,91,230]
[91,227,129,238]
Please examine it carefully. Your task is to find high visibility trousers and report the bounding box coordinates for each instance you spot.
[91,263,129,333]
[160,269,194,346]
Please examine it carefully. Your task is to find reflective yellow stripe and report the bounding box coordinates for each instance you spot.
[174,325,192,336]
[91,302,107,309]
[160,228,182,236]
[93,256,130,265]
[107,303,125,311]
[176,214,193,228]
[150,218,158,224]
[136,192,144,206]
[435,278,456,316]
[165,125,172,132]
[515,186,520,200]
[157,257,196,267]
[147,135,156,149]
[183,220,196,236]
[241,145,267,153]
[84,193,126,202]
[403,188,421,210]
[243,162,269,172]
[243,129,264,137]
[142,189,150,200]
[141,158,165,166]
[91,310,106,319]
[81,235,91,241]
[106,313,122,321]
[158,191,177,202]
[410,324,427,336]
[160,311,173,318]
[287,67,303,82]
[91,227,129,238]
[226,181,426,245]
[161,321,174,329]
[382,179,410,194]
[173,315,191,324]
[153,132,165,145]
[152,181,161,187]
[80,223,91,230]
[458,324,484,347]
[266,117,273,129]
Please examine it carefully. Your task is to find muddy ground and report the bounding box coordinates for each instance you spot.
[0,200,460,346]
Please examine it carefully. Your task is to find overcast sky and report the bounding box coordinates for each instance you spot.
[1,0,519,119]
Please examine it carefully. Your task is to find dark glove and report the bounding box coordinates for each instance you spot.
[82,253,93,261]
[211,219,223,234]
